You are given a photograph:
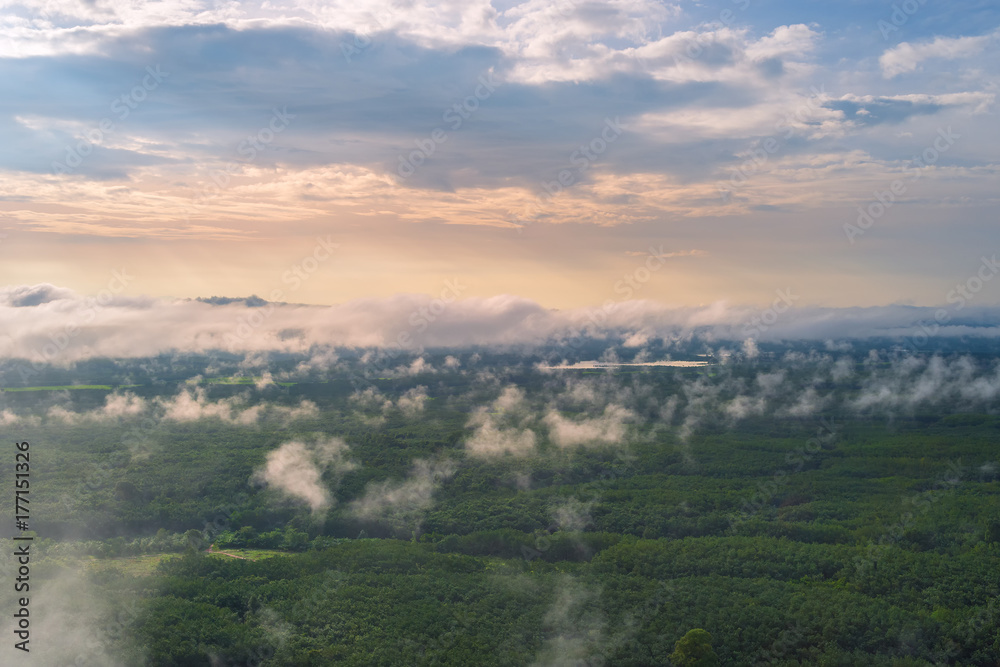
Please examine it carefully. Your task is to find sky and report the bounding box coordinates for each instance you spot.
[1,0,999,319]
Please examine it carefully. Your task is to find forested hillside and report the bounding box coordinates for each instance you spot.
[2,349,999,665]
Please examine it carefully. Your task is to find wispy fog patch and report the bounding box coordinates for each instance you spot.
[543,404,636,449]
[0,409,23,425]
[397,386,429,417]
[389,357,436,377]
[465,385,538,457]
[292,348,340,377]
[279,400,320,421]
[47,404,82,423]
[831,357,854,381]
[0,566,137,665]
[349,458,456,537]
[43,391,148,424]
[32,387,318,427]
[622,330,652,347]
[102,392,146,417]
[349,387,392,412]
[465,419,538,457]
[349,385,429,419]
[778,387,829,417]
[723,394,766,420]
[564,380,601,407]
[254,371,276,389]
[550,497,595,531]
[756,370,786,396]
[253,437,357,513]
[531,576,607,667]
[658,395,679,423]
[851,355,1000,413]
[158,387,261,424]
[676,376,723,445]
[156,387,317,425]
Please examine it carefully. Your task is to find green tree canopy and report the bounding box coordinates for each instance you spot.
[670,628,720,667]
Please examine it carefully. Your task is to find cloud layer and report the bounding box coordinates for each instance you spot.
[7,285,1000,364]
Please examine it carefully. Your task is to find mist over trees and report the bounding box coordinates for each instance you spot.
[1,343,999,664]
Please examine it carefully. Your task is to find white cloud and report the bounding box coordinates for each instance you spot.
[465,385,538,457]
[723,394,766,420]
[848,355,1000,415]
[543,403,636,448]
[158,387,261,424]
[830,357,853,381]
[42,391,148,423]
[744,24,820,62]
[0,409,23,425]
[350,385,428,418]
[350,386,392,411]
[152,386,317,425]
[101,392,147,417]
[401,357,435,376]
[253,437,356,512]
[397,386,429,416]
[47,404,80,423]
[880,32,997,78]
[465,418,538,457]
[756,370,786,396]
[837,92,995,115]
[10,288,1000,363]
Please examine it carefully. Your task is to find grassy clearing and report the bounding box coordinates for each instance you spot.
[1,384,141,392]
[2,385,112,392]
[83,553,183,576]
[74,548,288,575]
[207,548,290,561]
[201,377,297,387]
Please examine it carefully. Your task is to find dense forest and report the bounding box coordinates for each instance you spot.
[1,347,999,665]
